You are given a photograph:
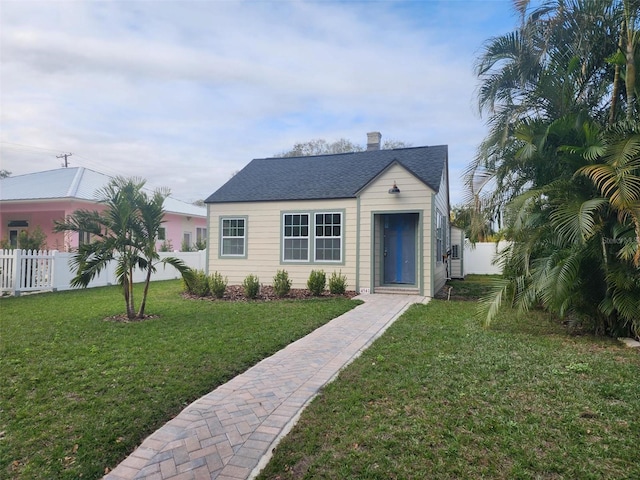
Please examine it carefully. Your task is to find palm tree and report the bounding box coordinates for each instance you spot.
[134,185,191,318]
[55,176,192,319]
[470,0,640,337]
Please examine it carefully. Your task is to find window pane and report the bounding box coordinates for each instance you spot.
[284,238,308,261]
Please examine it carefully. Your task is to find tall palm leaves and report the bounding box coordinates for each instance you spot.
[579,121,640,264]
[469,0,640,337]
[54,177,192,319]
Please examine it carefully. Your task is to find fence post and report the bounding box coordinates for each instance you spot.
[13,249,22,296]
[50,250,57,291]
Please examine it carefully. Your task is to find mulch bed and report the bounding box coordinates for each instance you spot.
[183,285,359,302]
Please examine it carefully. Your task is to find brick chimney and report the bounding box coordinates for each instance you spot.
[366,131,381,151]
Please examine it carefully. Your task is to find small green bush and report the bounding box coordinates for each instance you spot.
[328,270,348,295]
[307,270,326,296]
[243,274,260,299]
[273,270,292,298]
[209,272,228,299]
[184,269,209,297]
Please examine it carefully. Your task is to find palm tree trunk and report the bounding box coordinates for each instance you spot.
[137,268,153,318]
[127,266,135,319]
[609,30,624,125]
[624,0,637,121]
[122,275,132,318]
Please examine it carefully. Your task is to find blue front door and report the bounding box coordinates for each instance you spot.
[383,213,417,285]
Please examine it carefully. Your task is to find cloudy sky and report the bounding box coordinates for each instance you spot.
[1,0,520,205]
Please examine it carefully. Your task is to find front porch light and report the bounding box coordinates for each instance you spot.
[388,182,400,194]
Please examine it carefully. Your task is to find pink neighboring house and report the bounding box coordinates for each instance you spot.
[0,167,207,252]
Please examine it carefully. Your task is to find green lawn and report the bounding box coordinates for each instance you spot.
[442,274,500,300]
[0,281,359,480]
[258,301,640,480]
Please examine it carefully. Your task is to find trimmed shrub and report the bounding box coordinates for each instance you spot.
[184,269,209,297]
[328,270,348,295]
[273,270,292,298]
[209,272,228,299]
[307,270,326,296]
[243,274,260,299]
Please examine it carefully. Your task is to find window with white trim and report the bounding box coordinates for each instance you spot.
[436,211,444,262]
[283,213,309,261]
[196,227,207,244]
[221,218,245,256]
[183,232,192,250]
[314,212,342,261]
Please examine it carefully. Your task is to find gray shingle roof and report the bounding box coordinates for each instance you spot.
[205,145,448,203]
[0,167,206,217]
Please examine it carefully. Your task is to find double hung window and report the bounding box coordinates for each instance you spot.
[283,214,309,261]
[283,212,342,263]
[436,211,444,262]
[221,218,246,256]
[314,213,341,261]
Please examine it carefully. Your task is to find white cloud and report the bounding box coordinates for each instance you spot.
[1,0,515,204]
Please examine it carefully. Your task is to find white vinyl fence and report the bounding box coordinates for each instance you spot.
[0,249,207,296]
[463,241,511,276]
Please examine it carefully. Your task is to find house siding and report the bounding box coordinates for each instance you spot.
[432,166,450,295]
[208,199,358,289]
[357,163,434,296]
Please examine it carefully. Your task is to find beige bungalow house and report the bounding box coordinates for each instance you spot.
[204,133,452,297]
[0,167,207,252]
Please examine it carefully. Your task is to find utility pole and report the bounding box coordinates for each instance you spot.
[57,153,72,168]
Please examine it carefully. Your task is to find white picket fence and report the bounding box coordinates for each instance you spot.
[0,249,207,296]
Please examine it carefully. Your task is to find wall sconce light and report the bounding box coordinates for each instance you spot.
[388,181,400,194]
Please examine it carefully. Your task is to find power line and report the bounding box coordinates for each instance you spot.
[0,141,66,154]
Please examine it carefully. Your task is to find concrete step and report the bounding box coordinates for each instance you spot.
[375,286,420,295]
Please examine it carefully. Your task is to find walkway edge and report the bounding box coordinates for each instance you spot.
[247,294,429,479]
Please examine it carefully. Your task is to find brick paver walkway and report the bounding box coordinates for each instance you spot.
[104,294,427,480]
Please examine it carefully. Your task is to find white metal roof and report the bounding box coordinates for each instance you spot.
[0,167,206,217]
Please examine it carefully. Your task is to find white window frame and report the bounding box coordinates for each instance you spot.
[196,227,207,244]
[436,211,444,263]
[220,217,246,257]
[183,232,192,251]
[283,213,310,262]
[313,212,342,262]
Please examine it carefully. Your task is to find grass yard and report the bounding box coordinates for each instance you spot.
[258,301,640,480]
[0,280,360,480]
[438,274,499,300]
